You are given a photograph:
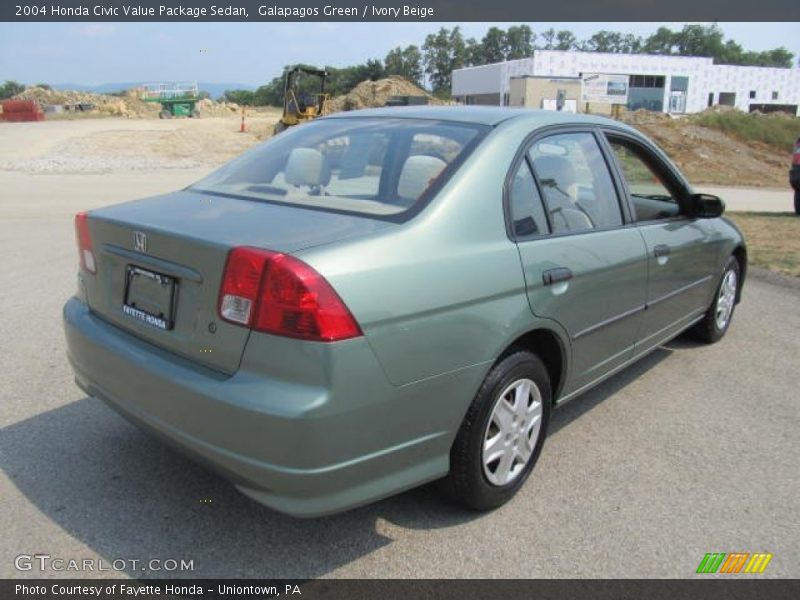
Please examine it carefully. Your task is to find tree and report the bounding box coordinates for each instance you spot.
[581,31,643,54]
[539,28,556,50]
[505,25,534,60]
[423,26,466,96]
[449,26,468,72]
[464,37,483,67]
[327,60,386,95]
[0,80,25,100]
[555,30,577,51]
[423,28,451,93]
[384,45,423,86]
[639,24,794,67]
[363,58,386,81]
[583,30,622,53]
[481,27,507,64]
[621,34,643,54]
[642,26,677,55]
[223,89,256,105]
[759,48,794,68]
[673,23,725,57]
[582,31,615,53]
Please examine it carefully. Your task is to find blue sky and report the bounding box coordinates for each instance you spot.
[0,22,798,87]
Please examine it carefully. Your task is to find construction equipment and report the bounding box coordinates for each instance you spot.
[274,66,331,135]
[140,82,201,119]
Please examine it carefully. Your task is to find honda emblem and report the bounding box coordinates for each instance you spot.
[133,231,147,253]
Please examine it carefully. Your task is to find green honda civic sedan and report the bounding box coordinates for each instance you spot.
[64,107,746,517]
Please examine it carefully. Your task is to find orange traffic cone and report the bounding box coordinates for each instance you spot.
[239,107,247,133]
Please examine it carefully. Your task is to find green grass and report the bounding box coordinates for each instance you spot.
[690,111,800,153]
[726,212,800,277]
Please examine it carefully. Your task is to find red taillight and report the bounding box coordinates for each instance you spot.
[74,212,96,273]
[219,247,270,326]
[219,247,362,342]
[793,139,800,165]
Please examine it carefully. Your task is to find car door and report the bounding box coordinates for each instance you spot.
[602,131,718,351]
[509,129,648,395]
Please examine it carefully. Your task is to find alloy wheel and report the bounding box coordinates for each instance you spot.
[715,269,737,330]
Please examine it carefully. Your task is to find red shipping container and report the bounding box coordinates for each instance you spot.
[1,99,45,122]
[2,99,40,113]
[2,111,45,122]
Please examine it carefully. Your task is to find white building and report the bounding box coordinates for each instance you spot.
[452,50,800,116]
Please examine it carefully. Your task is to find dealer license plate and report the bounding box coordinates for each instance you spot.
[122,266,176,330]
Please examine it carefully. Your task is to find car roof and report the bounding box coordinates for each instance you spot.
[323,105,632,130]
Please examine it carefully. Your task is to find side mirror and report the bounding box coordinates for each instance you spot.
[688,193,725,218]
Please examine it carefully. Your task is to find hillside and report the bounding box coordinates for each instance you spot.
[621,109,795,188]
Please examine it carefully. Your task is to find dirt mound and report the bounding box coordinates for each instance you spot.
[330,76,444,111]
[620,110,790,187]
[196,98,241,117]
[620,109,672,126]
[696,104,740,115]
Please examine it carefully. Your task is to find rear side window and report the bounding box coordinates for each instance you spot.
[192,118,487,219]
[508,161,549,239]
[529,132,623,233]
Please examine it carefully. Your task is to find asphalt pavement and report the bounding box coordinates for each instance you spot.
[0,164,798,579]
[696,185,795,213]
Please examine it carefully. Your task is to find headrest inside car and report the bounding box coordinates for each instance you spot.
[285,148,332,188]
[398,155,447,203]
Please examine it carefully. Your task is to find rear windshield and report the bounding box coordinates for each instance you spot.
[191,118,488,218]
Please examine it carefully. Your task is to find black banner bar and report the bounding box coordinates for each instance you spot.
[3,579,800,600]
[2,0,800,22]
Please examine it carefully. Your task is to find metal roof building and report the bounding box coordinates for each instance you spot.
[452,50,800,116]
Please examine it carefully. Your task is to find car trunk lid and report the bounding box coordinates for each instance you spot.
[80,189,392,374]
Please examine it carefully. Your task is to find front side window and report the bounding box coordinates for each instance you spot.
[192,118,487,218]
[608,139,680,222]
[528,132,622,233]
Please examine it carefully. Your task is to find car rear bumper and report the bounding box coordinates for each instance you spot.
[790,167,800,190]
[63,297,464,517]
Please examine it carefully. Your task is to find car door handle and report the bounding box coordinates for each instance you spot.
[653,244,671,258]
[542,267,573,286]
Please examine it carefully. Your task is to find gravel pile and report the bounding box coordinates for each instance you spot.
[196,98,242,116]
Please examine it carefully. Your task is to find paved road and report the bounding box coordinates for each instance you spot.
[1,162,799,579]
[696,185,796,213]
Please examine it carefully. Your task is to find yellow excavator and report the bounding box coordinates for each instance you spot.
[273,66,331,135]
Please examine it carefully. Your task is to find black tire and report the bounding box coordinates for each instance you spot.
[441,349,551,510]
[794,188,799,216]
[690,255,741,344]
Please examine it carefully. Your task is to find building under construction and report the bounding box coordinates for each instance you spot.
[452,49,800,115]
